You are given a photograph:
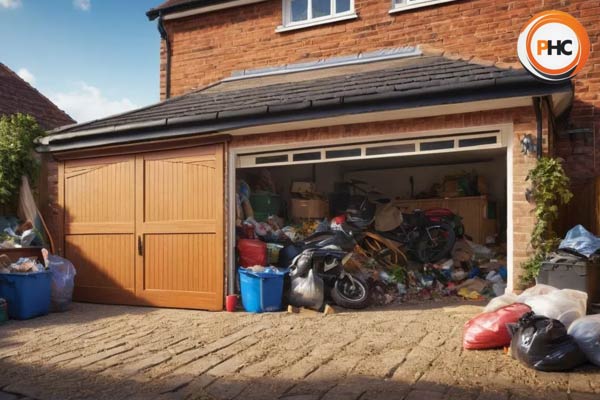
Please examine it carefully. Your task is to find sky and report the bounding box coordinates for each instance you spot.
[0,0,161,123]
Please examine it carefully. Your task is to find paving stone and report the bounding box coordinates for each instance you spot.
[405,389,445,400]
[570,393,600,400]
[0,302,595,400]
[475,390,509,400]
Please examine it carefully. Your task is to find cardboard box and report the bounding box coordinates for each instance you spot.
[291,181,317,195]
[290,199,329,220]
[442,179,461,198]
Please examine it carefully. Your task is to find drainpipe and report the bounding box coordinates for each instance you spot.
[533,97,543,159]
[158,13,172,99]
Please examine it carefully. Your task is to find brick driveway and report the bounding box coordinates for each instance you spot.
[0,300,598,400]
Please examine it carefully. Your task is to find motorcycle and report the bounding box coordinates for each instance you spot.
[380,209,457,264]
[347,195,459,264]
[288,230,371,309]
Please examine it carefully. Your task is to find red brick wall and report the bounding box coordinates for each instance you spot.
[231,107,540,289]
[161,0,599,173]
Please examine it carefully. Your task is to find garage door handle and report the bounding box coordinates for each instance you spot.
[138,236,144,256]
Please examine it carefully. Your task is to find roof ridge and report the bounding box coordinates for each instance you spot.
[417,44,523,71]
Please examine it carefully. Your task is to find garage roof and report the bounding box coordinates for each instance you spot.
[38,54,572,153]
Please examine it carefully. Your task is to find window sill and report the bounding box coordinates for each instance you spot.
[389,0,456,14]
[276,12,358,33]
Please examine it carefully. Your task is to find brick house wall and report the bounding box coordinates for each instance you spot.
[161,0,599,178]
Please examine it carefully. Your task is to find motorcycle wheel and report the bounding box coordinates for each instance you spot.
[415,222,456,263]
[331,274,370,309]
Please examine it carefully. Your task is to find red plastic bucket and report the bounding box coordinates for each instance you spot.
[237,239,267,268]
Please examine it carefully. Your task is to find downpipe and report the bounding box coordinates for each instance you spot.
[157,13,172,99]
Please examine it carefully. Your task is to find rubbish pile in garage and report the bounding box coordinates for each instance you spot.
[235,172,508,312]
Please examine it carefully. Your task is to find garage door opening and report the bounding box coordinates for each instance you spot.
[232,131,510,310]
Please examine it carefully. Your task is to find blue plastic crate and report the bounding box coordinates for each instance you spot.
[0,271,51,320]
[238,268,286,313]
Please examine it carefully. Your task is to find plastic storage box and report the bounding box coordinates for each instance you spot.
[539,251,600,308]
[238,268,285,313]
[0,271,51,320]
[249,193,281,222]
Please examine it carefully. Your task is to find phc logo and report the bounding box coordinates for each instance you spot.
[517,11,590,82]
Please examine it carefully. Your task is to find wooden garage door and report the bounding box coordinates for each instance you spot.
[62,145,224,310]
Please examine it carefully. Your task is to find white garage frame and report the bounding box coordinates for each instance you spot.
[228,123,515,296]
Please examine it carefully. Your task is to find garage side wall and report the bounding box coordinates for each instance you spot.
[231,107,541,290]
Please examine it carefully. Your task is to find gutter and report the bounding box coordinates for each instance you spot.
[158,13,172,99]
[146,0,266,21]
[36,78,573,153]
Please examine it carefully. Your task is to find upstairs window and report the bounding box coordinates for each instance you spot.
[391,0,456,13]
[279,0,356,32]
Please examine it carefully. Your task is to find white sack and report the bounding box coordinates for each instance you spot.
[568,314,600,366]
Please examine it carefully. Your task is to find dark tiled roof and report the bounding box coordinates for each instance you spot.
[0,63,75,130]
[49,55,566,138]
[147,0,233,19]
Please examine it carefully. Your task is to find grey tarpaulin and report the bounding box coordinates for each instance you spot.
[559,225,600,258]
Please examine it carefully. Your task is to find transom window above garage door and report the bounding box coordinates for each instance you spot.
[278,0,356,31]
[237,130,504,168]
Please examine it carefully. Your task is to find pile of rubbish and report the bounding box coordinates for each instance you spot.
[464,284,600,372]
[0,254,47,274]
[0,250,77,318]
[235,173,507,311]
[0,217,41,249]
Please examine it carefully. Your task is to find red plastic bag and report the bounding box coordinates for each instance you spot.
[237,239,267,268]
[463,303,531,350]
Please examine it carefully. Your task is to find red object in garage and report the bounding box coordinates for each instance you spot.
[463,303,532,350]
[237,239,267,268]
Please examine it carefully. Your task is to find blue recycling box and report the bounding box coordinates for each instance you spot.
[0,270,51,320]
[238,268,286,313]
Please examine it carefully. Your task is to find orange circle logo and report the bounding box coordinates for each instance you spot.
[518,11,590,82]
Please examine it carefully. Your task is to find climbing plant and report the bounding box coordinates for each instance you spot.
[521,157,572,283]
[0,114,45,205]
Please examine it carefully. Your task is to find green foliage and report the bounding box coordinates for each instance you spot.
[0,114,45,205]
[390,265,407,284]
[521,157,573,283]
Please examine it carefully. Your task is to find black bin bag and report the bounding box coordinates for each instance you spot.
[509,312,587,372]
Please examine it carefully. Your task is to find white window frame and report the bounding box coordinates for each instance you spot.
[390,0,457,14]
[277,0,357,33]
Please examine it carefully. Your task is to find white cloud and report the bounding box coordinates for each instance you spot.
[73,0,90,11]
[17,68,35,85]
[50,82,138,123]
[0,0,21,9]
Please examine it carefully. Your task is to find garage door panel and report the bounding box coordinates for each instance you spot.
[143,233,217,292]
[62,145,224,310]
[66,234,135,290]
[65,157,135,224]
[135,144,224,310]
[144,154,217,223]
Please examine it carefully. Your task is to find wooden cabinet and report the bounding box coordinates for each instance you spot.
[392,196,498,244]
